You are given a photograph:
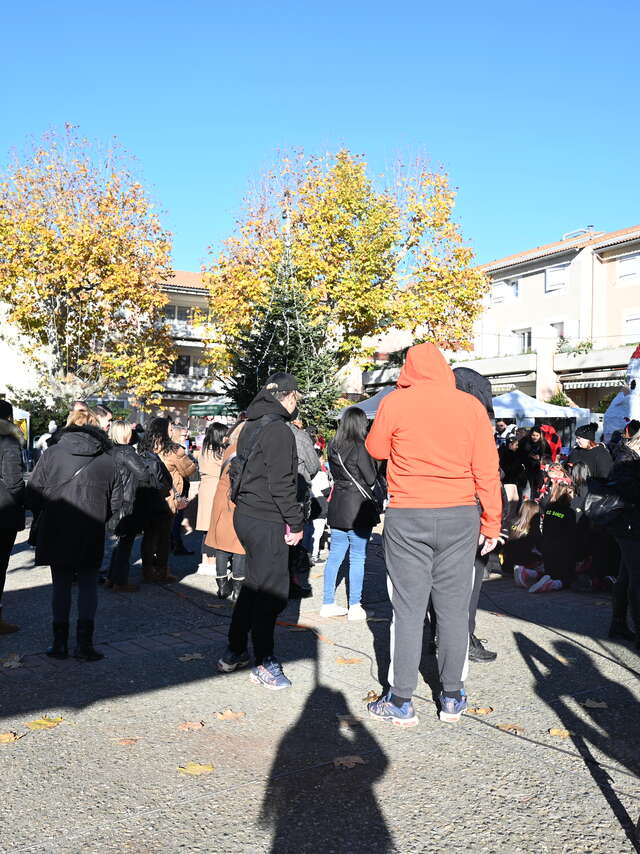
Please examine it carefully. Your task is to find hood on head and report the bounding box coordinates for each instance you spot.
[397,343,455,389]
[453,367,495,418]
[245,388,293,422]
[58,424,111,456]
[0,419,25,446]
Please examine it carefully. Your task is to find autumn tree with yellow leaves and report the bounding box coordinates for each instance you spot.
[205,150,488,377]
[0,125,174,406]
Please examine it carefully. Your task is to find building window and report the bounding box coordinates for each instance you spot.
[618,252,640,282]
[513,328,532,354]
[624,313,640,340]
[176,305,192,322]
[545,264,568,293]
[172,355,191,375]
[162,305,176,320]
[550,321,565,338]
[491,279,519,303]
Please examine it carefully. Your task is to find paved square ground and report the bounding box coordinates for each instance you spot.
[1,527,639,853]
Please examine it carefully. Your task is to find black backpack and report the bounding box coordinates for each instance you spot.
[228,415,280,502]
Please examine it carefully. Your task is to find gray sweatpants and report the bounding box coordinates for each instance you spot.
[384,505,480,696]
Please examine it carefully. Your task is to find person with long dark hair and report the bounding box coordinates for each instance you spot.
[27,408,122,661]
[137,417,193,583]
[519,427,552,497]
[321,408,379,621]
[196,422,226,574]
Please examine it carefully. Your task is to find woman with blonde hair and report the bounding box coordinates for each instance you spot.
[106,421,149,591]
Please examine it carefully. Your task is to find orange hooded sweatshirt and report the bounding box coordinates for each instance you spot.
[365,342,502,538]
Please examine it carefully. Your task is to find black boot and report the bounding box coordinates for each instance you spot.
[216,576,232,599]
[608,619,635,642]
[46,622,69,659]
[230,579,243,602]
[468,634,497,663]
[74,619,104,662]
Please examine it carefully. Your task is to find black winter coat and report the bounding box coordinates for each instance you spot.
[608,456,640,539]
[234,389,304,532]
[327,440,379,531]
[568,444,612,479]
[519,437,552,473]
[108,444,149,534]
[498,444,525,486]
[27,426,122,568]
[135,451,173,522]
[0,419,26,531]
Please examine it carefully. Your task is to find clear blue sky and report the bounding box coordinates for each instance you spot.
[2,0,638,270]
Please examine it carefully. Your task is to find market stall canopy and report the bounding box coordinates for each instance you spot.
[188,398,236,417]
[339,386,395,420]
[492,390,590,421]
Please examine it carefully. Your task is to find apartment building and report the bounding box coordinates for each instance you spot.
[159,270,225,418]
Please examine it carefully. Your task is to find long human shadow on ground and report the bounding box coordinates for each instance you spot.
[0,512,319,719]
[260,637,393,854]
[515,633,640,851]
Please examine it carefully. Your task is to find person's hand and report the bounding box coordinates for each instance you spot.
[478,534,498,556]
[285,530,304,546]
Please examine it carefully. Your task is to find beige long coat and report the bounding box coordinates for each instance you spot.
[196,450,223,531]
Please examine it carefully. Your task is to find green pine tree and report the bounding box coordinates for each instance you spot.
[224,205,341,430]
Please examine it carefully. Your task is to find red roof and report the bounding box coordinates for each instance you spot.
[163,270,207,292]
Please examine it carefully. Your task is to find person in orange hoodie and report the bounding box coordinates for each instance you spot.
[365,343,501,726]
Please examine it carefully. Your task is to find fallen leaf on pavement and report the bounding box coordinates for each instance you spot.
[337,714,362,727]
[366,616,389,622]
[316,634,335,645]
[206,603,225,609]
[311,572,323,579]
[336,656,363,665]
[548,727,573,738]
[178,653,204,662]
[555,655,576,665]
[466,707,494,716]
[178,721,205,731]
[215,709,246,722]
[581,699,608,709]
[116,738,140,746]
[1,653,23,669]
[333,755,367,769]
[287,626,310,632]
[497,723,525,735]
[26,716,64,730]
[362,690,379,703]
[0,732,23,744]
[178,761,214,775]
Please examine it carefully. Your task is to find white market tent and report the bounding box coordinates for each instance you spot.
[339,386,395,420]
[492,390,590,424]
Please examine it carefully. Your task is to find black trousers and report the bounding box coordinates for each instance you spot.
[215,550,246,580]
[0,528,18,604]
[108,533,136,585]
[468,550,489,637]
[50,565,99,623]
[228,511,289,664]
[613,538,640,635]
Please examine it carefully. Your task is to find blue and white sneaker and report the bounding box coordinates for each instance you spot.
[438,691,467,723]
[367,692,419,727]
[250,656,292,690]
[217,647,251,673]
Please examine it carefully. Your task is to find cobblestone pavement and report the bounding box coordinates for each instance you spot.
[1,526,639,853]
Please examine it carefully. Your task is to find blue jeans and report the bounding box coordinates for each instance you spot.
[323,528,371,606]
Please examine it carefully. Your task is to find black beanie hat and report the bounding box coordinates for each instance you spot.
[576,422,598,441]
[265,372,299,394]
[0,400,13,421]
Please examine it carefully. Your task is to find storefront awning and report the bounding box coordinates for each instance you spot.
[562,369,626,390]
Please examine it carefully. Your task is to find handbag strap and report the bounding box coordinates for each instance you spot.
[336,450,374,503]
[43,457,95,499]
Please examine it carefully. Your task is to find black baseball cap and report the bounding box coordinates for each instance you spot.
[265,372,299,393]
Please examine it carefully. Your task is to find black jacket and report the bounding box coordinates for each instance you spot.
[519,436,552,472]
[0,419,26,531]
[27,425,122,568]
[568,444,612,479]
[108,444,149,533]
[498,444,525,486]
[327,439,379,531]
[234,389,304,532]
[608,456,640,539]
[135,451,173,521]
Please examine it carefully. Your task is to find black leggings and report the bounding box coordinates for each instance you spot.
[613,538,640,634]
[51,565,99,623]
[228,585,285,664]
[0,528,18,604]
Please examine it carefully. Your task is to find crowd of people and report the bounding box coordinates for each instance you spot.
[0,341,637,724]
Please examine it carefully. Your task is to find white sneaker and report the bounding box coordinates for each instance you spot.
[319,603,348,617]
[347,603,367,621]
[528,574,562,593]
